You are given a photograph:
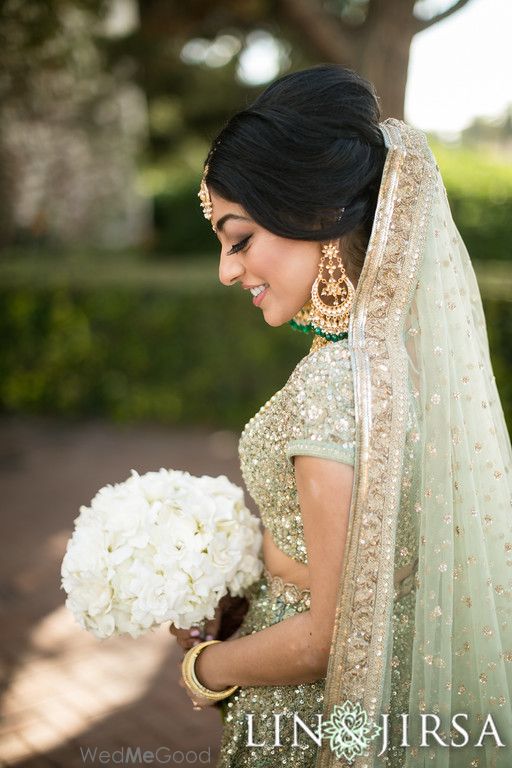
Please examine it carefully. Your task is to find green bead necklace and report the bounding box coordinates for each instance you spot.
[288,318,348,342]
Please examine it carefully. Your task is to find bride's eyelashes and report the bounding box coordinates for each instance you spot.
[228,236,252,255]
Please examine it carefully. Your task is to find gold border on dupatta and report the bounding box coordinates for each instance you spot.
[315,119,436,768]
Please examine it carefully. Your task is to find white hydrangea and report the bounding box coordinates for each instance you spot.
[60,469,263,639]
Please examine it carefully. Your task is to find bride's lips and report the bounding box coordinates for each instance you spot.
[253,286,269,307]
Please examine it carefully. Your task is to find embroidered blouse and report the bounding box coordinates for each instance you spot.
[238,336,420,571]
[238,339,356,564]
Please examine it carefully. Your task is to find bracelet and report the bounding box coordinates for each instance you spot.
[181,639,239,704]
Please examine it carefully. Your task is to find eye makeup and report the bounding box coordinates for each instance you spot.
[228,236,251,255]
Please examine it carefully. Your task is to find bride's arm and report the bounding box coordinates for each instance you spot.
[194,456,353,690]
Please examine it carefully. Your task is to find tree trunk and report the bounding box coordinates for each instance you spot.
[355,0,417,119]
[0,128,18,247]
[279,0,418,120]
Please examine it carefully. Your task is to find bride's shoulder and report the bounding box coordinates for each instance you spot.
[291,338,352,380]
[283,338,356,460]
[284,338,354,404]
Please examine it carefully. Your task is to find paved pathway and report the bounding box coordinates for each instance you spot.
[0,416,248,767]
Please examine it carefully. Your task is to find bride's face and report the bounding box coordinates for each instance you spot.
[210,190,321,327]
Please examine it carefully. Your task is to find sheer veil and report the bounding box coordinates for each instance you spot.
[315,119,512,767]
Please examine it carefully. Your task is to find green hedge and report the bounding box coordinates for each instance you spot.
[430,141,512,263]
[0,261,309,429]
[0,257,510,432]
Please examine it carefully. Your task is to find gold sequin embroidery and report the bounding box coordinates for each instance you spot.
[238,339,356,564]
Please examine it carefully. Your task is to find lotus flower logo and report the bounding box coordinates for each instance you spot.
[322,700,382,763]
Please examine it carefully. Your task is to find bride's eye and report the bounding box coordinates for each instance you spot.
[228,236,251,255]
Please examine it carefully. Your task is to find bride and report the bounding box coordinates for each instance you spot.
[170,64,512,767]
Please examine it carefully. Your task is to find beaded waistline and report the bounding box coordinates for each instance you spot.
[263,567,311,608]
[261,557,417,610]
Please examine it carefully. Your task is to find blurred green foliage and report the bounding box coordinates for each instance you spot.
[0,256,308,429]
[430,141,512,263]
[0,255,510,432]
[153,180,218,257]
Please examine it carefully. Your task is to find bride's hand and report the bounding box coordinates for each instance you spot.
[181,683,220,710]
[168,592,249,651]
[168,604,222,652]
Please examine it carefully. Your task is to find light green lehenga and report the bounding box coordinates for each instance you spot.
[214,119,512,768]
[216,564,420,767]
[214,333,420,767]
[214,338,359,767]
[216,571,325,767]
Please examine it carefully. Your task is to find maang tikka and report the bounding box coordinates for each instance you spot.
[198,162,217,232]
[290,239,355,343]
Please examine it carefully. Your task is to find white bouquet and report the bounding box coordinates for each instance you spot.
[60,468,263,639]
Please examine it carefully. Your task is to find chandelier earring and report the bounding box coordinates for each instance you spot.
[289,239,355,343]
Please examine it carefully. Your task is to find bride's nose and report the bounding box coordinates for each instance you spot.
[219,251,244,287]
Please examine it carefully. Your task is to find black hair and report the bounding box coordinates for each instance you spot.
[204,64,387,281]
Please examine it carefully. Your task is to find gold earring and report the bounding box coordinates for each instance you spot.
[289,240,354,343]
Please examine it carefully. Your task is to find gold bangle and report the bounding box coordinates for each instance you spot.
[181,639,239,702]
